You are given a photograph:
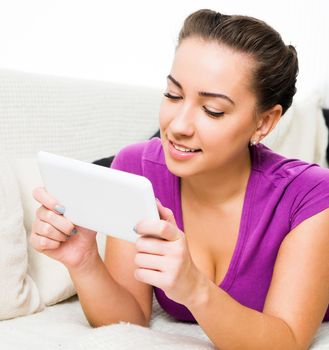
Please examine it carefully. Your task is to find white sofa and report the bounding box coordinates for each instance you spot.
[0,69,328,349]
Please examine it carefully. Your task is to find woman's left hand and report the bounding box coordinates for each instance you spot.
[134,199,204,306]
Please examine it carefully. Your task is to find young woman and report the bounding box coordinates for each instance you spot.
[30,9,329,350]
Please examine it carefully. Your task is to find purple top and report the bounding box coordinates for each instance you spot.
[111,137,329,323]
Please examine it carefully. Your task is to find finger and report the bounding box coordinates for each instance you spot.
[134,268,163,287]
[134,252,165,271]
[36,206,75,236]
[29,230,61,252]
[135,236,166,255]
[33,219,70,242]
[155,198,177,226]
[135,219,181,242]
[32,187,65,215]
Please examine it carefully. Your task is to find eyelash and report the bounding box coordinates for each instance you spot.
[163,92,224,118]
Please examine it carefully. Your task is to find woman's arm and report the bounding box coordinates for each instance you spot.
[69,237,153,328]
[30,186,153,328]
[185,208,329,350]
[135,201,329,350]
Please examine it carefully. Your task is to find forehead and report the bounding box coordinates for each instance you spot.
[171,37,255,99]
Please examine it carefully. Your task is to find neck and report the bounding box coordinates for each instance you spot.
[181,147,252,208]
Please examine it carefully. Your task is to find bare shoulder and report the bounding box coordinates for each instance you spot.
[263,207,329,349]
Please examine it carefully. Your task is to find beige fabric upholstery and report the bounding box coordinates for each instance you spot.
[0,156,42,319]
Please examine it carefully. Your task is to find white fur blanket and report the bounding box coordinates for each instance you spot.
[0,296,328,349]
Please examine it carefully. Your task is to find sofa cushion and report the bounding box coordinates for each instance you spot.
[10,158,78,306]
[262,92,328,167]
[0,69,161,162]
[0,156,42,319]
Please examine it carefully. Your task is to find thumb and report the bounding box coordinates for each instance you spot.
[156,198,177,226]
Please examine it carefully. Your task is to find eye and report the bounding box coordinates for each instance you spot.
[163,92,182,100]
[202,106,224,118]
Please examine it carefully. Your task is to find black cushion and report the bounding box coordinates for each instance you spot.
[323,109,329,165]
[92,130,160,168]
[92,155,115,168]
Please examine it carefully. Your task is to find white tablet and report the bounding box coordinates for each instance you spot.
[37,151,159,243]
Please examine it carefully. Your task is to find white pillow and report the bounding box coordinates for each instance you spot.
[11,158,106,306]
[0,156,42,319]
[263,92,328,167]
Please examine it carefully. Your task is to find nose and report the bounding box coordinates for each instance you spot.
[169,102,195,138]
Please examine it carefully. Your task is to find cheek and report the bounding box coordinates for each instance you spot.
[198,115,254,151]
[229,113,256,138]
[226,118,256,150]
[159,100,175,130]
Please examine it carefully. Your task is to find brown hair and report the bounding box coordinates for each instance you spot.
[178,9,299,116]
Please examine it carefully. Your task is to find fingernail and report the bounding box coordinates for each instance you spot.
[71,228,78,235]
[54,205,65,215]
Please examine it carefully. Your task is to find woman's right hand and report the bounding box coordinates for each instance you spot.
[30,187,99,269]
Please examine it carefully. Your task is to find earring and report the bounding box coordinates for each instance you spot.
[249,140,257,147]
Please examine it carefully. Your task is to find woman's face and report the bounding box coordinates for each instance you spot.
[159,37,259,178]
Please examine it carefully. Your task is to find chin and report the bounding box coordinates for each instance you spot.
[163,154,199,178]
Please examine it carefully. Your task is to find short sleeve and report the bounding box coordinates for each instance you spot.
[290,166,329,230]
[110,141,148,176]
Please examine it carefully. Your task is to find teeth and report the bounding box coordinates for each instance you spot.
[172,143,199,152]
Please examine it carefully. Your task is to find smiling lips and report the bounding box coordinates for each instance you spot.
[172,142,200,152]
[168,140,202,160]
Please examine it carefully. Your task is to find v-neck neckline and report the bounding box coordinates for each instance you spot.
[173,146,259,291]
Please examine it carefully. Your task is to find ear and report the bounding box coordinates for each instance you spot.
[251,104,282,143]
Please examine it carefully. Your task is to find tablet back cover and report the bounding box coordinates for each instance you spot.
[37,151,159,242]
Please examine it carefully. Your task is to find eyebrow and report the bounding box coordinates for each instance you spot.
[167,74,235,106]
